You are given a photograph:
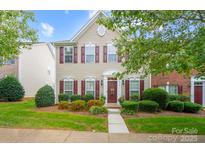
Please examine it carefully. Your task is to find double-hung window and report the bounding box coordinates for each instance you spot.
[85,43,95,63]
[64,46,73,63]
[129,80,139,96]
[169,85,178,94]
[85,80,95,97]
[107,43,117,63]
[64,80,73,95]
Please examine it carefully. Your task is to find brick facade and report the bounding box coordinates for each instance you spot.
[0,59,18,79]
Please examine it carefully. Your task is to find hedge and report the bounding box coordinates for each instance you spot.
[184,102,202,113]
[81,94,94,102]
[70,95,81,102]
[169,94,190,102]
[89,106,107,115]
[139,100,159,113]
[58,93,69,102]
[167,101,184,112]
[121,101,139,112]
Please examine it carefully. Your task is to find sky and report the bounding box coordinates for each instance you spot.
[31,10,99,42]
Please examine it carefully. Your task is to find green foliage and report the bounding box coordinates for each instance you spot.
[58,102,71,110]
[139,100,159,113]
[89,106,108,115]
[87,100,103,109]
[35,85,55,107]
[121,109,136,115]
[98,11,205,77]
[121,101,139,112]
[0,11,37,63]
[81,94,94,102]
[169,94,190,102]
[130,94,139,101]
[0,76,25,101]
[70,95,81,102]
[58,93,69,102]
[167,101,184,112]
[118,96,125,104]
[70,100,86,111]
[100,95,106,104]
[142,88,169,109]
[184,102,202,113]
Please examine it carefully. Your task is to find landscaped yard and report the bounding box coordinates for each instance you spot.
[125,116,205,135]
[0,99,107,132]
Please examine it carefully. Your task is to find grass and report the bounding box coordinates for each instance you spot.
[0,100,107,132]
[125,116,205,135]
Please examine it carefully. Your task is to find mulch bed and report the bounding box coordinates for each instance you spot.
[122,110,205,118]
[35,105,107,118]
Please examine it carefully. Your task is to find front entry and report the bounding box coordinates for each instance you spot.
[194,82,203,105]
[107,80,117,103]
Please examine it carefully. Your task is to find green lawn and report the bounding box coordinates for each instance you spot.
[0,100,107,132]
[125,116,205,135]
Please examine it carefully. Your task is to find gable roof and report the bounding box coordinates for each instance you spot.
[71,11,108,42]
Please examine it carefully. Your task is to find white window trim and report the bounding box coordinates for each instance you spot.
[64,46,74,63]
[85,78,95,97]
[129,78,140,96]
[107,43,117,63]
[64,78,74,94]
[85,43,95,63]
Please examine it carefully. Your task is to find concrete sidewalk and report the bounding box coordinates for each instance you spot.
[0,128,205,143]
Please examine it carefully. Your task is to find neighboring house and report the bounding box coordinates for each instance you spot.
[0,59,18,79]
[18,43,56,97]
[54,11,151,104]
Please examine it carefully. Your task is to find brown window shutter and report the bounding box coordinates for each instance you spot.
[95,80,100,99]
[73,80,78,95]
[95,46,99,63]
[81,46,85,63]
[140,80,144,99]
[74,47,78,63]
[81,80,85,96]
[60,47,64,64]
[103,46,107,63]
[125,80,130,100]
[178,85,183,94]
[60,80,64,93]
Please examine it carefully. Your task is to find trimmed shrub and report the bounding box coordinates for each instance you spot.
[70,95,81,102]
[89,106,107,115]
[35,85,55,107]
[58,102,71,110]
[169,94,190,102]
[121,109,136,115]
[100,95,106,104]
[0,76,25,101]
[87,100,103,109]
[118,96,125,104]
[184,102,202,113]
[130,94,139,101]
[121,101,139,112]
[70,100,86,111]
[167,101,184,112]
[142,88,169,109]
[81,94,94,102]
[58,93,69,102]
[139,100,159,113]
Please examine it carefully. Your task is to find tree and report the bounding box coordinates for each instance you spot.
[98,11,205,78]
[0,11,38,64]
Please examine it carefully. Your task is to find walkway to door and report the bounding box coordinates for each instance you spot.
[108,109,129,133]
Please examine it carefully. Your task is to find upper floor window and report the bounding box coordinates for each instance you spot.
[64,46,73,63]
[64,80,73,95]
[130,80,139,96]
[107,43,117,63]
[85,43,95,63]
[85,80,95,96]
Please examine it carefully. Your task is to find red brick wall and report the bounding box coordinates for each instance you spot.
[0,59,18,79]
[151,71,192,95]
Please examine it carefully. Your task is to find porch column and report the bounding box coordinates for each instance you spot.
[203,81,205,106]
[117,80,122,104]
[190,78,195,103]
[103,77,108,104]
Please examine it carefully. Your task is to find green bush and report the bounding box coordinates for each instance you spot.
[87,100,103,109]
[167,101,184,112]
[58,93,69,102]
[121,109,136,115]
[70,100,86,111]
[89,106,107,115]
[81,94,94,102]
[118,96,125,104]
[70,95,81,102]
[142,88,169,109]
[184,102,202,113]
[58,102,71,110]
[139,100,159,113]
[35,85,55,107]
[0,76,25,101]
[130,94,139,101]
[121,101,139,112]
[169,94,190,102]
[100,95,106,104]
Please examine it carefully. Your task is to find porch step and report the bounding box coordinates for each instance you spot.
[105,103,121,109]
[108,109,121,114]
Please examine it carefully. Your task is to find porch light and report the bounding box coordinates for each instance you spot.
[101,80,103,86]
